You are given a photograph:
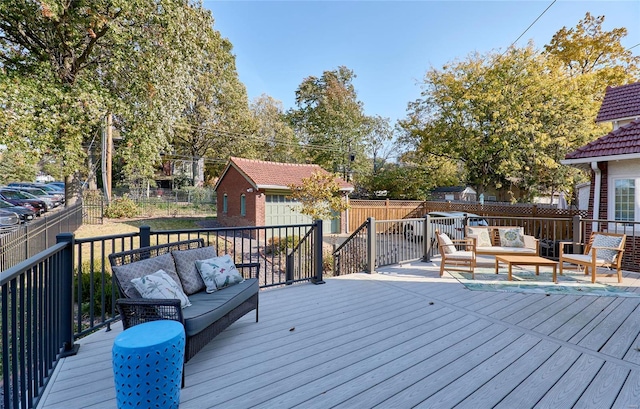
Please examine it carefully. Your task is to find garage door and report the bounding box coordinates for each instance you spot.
[265,195,312,226]
[265,194,338,233]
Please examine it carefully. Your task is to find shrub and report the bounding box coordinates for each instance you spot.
[265,235,300,255]
[104,196,139,218]
[74,262,115,318]
[323,251,334,274]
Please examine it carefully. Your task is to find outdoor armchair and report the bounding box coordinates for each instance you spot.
[559,232,626,283]
[436,230,476,278]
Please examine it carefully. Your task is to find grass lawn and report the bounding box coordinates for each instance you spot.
[75,216,216,239]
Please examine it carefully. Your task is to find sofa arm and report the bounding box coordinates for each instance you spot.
[116,298,183,330]
[237,262,261,279]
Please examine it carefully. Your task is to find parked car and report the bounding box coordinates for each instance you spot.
[8,182,65,202]
[0,209,20,228]
[0,189,47,215]
[0,199,36,222]
[12,187,62,208]
[404,211,488,241]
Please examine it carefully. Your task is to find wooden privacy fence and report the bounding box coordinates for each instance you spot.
[348,199,588,233]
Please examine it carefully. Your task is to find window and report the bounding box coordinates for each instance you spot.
[222,194,228,214]
[614,179,635,222]
[240,194,246,216]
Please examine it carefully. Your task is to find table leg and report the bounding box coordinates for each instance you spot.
[495,258,499,274]
[508,263,512,281]
[535,265,539,276]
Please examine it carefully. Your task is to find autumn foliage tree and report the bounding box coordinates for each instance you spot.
[287,171,348,222]
[401,13,639,202]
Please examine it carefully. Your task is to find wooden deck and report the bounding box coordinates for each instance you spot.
[38,260,640,408]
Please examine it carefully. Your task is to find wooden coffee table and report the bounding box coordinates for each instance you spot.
[494,255,558,283]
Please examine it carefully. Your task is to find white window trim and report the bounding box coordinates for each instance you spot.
[608,175,638,234]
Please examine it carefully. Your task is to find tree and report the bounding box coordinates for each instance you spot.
[544,12,640,93]
[250,94,304,163]
[288,66,366,172]
[172,29,254,186]
[0,1,233,192]
[0,147,38,184]
[288,171,348,222]
[401,45,600,201]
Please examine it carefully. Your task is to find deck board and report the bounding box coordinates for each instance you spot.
[37,263,640,409]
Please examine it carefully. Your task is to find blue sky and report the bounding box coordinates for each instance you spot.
[205,1,640,125]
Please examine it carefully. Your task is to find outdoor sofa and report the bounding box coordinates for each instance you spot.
[466,226,539,256]
[108,238,259,362]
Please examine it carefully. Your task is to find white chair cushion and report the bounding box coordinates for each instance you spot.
[439,233,456,254]
[446,251,474,260]
[562,253,606,265]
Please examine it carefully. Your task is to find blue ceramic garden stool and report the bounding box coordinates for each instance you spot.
[112,320,185,409]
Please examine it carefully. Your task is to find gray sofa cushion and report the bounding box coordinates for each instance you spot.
[182,278,258,337]
[112,253,179,298]
[172,246,216,295]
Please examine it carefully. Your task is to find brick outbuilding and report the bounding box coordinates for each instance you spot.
[214,157,353,233]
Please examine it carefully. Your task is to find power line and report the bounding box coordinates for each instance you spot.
[501,0,557,57]
[171,123,343,153]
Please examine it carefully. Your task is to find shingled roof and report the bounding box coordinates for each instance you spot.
[217,157,354,191]
[563,119,640,163]
[595,82,640,123]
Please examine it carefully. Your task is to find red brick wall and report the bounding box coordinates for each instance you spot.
[215,167,258,227]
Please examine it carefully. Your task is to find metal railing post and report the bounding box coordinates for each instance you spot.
[423,214,432,261]
[57,233,80,357]
[285,252,294,285]
[367,217,376,273]
[312,219,325,284]
[572,215,582,254]
[140,225,151,249]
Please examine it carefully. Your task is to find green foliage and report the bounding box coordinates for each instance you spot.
[250,94,305,163]
[74,264,115,318]
[288,171,349,220]
[399,13,639,202]
[104,196,139,219]
[0,147,38,183]
[0,0,254,189]
[322,250,334,274]
[266,236,301,255]
[288,66,366,172]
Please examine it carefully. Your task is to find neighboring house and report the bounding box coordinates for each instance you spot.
[562,82,640,226]
[155,157,205,189]
[214,157,354,234]
[430,186,477,202]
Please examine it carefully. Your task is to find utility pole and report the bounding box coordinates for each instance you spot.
[101,113,113,205]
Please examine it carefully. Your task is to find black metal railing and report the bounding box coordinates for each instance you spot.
[332,219,371,276]
[7,213,640,408]
[0,203,84,272]
[1,221,324,408]
[71,222,323,337]
[1,234,77,409]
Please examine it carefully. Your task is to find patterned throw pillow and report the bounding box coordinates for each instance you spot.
[467,227,492,247]
[438,233,456,254]
[112,253,181,298]
[130,270,191,308]
[195,255,245,292]
[498,228,525,248]
[589,234,623,263]
[171,246,217,295]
